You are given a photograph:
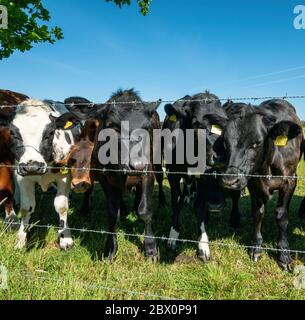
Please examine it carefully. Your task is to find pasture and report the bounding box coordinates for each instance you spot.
[1,163,305,300]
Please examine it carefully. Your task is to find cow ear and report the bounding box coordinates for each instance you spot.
[165,104,175,116]
[64,97,94,120]
[268,121,302,144]
[50,113,80,130]
[144,100,162,114]
[201,114,228,131]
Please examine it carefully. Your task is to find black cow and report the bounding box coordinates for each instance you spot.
[62,89,162,261]
[163,91,241,261]
[208,99,303,270]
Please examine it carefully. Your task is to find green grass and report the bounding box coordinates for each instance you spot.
[1,162,305,300]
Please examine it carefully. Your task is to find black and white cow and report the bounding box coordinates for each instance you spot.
[9,99,80,250]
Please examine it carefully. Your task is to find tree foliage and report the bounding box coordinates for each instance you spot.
[106,0,151,15]
[0,0,151,60]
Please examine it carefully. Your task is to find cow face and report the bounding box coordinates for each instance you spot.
[59,120,98,193]
[100,101,161,173]
[220,111,302,190]
[62,92,161,175]
[191,100,227,169]
[10,100,78,177]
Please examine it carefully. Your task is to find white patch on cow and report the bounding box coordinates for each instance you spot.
[198,224,210,260]
[168,227,180,249]
[16,214,31,249]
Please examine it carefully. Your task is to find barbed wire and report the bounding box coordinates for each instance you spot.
[0,163,301,180]
[3,221,305,255]
[2,94,305,108]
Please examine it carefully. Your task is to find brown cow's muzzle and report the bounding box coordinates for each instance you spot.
[71,181,91,194]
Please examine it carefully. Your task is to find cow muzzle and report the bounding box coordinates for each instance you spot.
[71,181,91,194]
[221,169,248,191]
[18,161,47,176]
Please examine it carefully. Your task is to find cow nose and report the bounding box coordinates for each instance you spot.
[71,181,91,194]
[129,160,146,172]
[222,176,240,188]
[18,161,47,176]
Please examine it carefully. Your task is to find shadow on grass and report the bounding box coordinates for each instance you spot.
[1,182,305,266]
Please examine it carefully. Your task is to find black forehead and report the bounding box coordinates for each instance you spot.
[225,113,266,142]
[106,105,151,128]
[191,100,224,118]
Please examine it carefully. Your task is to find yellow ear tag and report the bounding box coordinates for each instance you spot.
[60,168,69,175]
[274,135,288,147]
[64,121,73,130]
[169,114,177,122]
[211,124,222,136]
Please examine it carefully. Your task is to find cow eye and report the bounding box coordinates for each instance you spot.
[68,158,76,166]
[250,142,261,149]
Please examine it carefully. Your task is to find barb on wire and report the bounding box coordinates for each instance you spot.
[2,95,305,108]
[3,221,305,255]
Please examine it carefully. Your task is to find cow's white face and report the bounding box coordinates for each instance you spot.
[10,99,77,176]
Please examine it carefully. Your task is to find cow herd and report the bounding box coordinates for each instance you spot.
[0,88,304,271]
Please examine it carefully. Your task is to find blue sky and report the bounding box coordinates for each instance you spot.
[1,0,305,119]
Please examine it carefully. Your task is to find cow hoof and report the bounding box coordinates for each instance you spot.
[197,249,211,262]
[15,240,26,250]
[147,255,158,263]
[59,237,74,251]
[278,261,293,272]
[167,240,178,252]
[4,214,20,232]
[250,249,262,262]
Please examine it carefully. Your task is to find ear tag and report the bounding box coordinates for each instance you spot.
[60,168,69,175]
[274,135,288,147]
[64,121,73,130]
[211,124,222,136]
[169,114,177,122]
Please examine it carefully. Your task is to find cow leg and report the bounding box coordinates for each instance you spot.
[15,179,36,249]
[248,183,265,262]
[195,179,210,261]
[4,196,19,231]
[55,178,73,250]
[298,197,305,218]
[133,184,142,213]
[182,179,191,205]
[276,180,296,270]
[138,174,157,259]
[189,180,197,202]
[103,183,121,261]
[79,186,93,217]
[167,174,182,250]
[229,190,241,231]
[154,164,166,208]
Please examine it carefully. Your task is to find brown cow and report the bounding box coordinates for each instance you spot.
[0,89,28,226]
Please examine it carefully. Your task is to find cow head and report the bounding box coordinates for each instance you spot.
[59,119,98,193]
[61,90,161,175]
[220,110,302,190]
[9,99,79,177]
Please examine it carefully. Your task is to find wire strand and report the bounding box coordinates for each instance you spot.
[3,221,305,255]
[2,95,305,108]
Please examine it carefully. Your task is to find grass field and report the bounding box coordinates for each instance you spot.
[1,162,305,300]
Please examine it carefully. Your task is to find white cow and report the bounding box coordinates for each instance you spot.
[9,99,80,250]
